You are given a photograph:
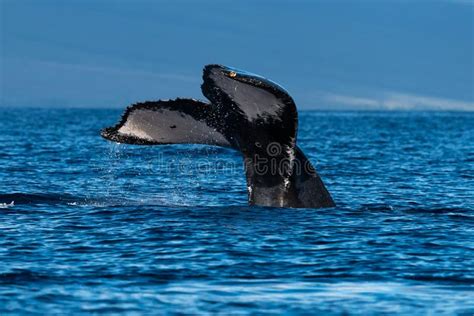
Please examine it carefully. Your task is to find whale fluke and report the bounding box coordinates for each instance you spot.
[100,99,231,147]
[101,64,335,208]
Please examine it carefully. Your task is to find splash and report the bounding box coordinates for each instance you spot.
[0,201,14,209]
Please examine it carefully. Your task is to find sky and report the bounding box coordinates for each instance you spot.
[1,0,473,110]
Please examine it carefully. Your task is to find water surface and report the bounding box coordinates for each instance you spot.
[0,109,473,314]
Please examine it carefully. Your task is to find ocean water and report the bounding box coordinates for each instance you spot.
[0,108,473,314]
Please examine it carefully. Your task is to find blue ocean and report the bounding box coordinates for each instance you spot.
[0,108,473,314]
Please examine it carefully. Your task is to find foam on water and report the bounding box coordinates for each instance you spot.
[0,201,14,208]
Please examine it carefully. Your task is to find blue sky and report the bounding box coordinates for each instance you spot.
[1,0,473,110]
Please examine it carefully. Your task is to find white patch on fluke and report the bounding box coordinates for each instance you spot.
[119,123,154,141]
[117,108,230,146]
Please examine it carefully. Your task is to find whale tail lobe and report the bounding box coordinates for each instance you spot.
[101,98,232,147]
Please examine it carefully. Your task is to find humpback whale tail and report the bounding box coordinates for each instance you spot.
[101,65,335,208]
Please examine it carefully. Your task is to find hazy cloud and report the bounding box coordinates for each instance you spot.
[322,91,474,111]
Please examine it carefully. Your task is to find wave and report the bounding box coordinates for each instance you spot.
[1,193,472,216]
[0,192,209,208]
[0,193,77,205]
